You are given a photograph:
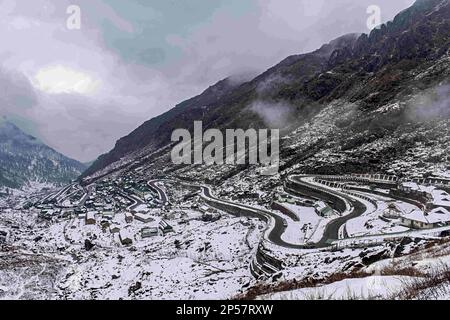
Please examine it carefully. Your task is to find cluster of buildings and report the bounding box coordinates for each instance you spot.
[198,205,221,222]
[341,177,450,231]
[399,207,450,229]
[398,182,450,210]
[37,207,73,221]
[117,217,174,246]
[33,173,180,246]
[393,182,450,229]
[79,207,175,246]
[274,193,315,207]
[381,199,450,231]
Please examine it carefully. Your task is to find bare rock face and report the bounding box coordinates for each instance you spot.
[359,248,391,266]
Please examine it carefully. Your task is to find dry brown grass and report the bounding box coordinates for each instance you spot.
[378,265,424,277]
[235,270,373,300]
[392,263,450,300]
[236,264,429,300]
[237,237,450,300]
[406,237,450,258]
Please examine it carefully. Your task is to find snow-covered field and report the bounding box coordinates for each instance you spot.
[2,168,450,300]
[280,204,333,245]
[259,276,409,300]
[0,192,265,299]
[344,196,410,237]
[255,238,450,300]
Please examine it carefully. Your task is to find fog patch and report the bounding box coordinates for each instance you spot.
[249,100,295,128]
[227,71,258,87]
[407,84,450,121]
[0,67,38,113]
[256,73,291,96]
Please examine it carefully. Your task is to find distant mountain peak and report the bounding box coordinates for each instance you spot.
[0,119,86,188]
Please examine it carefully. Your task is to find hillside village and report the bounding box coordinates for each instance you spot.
[2,166,450,299]
[27,171,450,248]
[33,176,219,247]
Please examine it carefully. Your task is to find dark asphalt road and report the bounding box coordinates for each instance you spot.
[290,176,368,247]
[174,177,368,249]
[148,180,169,204]
[200,186,307,249]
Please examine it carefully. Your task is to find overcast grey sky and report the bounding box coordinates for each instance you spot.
[0,0,414,162]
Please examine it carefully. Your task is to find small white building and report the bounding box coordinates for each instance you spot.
[159,220,174,234]
[132,204,149,214]
[134,213,154,223]
[104,204,114,211]
[125,212,134,223]
[119,229,133,245]
[94,202,105,210]
[399,211,433,229]
[199,205,216,214]
[141,227,159,238]
[431,191,450,209]
[427,207,450,226]
[102,210,115,220]
[110,224,121,234]
[85,211,96,225]
[314,201,334,217]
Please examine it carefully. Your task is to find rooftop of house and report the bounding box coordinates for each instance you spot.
[134,213,156,222]
[142,226,159,232]
[119,229,132,239]
[402,182,450,207]
[86,212,96,219]
[315,201,331,210]
[402,207,450,225]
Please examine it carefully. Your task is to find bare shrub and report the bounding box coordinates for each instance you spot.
[393,263,450,300]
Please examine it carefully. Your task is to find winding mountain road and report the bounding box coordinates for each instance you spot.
[148,180,169,204]
[289,175,368,247]
[147,175,450,251]
[151,176,368,249]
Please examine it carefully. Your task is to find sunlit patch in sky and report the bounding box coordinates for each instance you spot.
[33,66,100,94]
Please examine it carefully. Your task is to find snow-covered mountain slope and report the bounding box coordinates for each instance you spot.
[81,0,450,184]
[0,118,86,188]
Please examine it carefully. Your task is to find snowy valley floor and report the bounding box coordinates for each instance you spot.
[2,175,450,300]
